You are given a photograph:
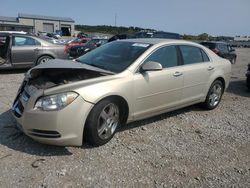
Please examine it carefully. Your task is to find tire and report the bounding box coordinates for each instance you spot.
[84,98,121,146]
[0,56,6,65]
[231,57,236,64]
[36,55,53,65]
[203,80,224,110]
[247,77,250,90]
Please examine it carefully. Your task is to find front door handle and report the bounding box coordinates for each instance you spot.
[173,71,183,77]
[207,66,214,71]
[34,48,39,51]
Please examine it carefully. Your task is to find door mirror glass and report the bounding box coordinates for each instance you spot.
[141,61,162,72]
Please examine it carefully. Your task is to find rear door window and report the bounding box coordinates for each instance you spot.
[179,45,203,65]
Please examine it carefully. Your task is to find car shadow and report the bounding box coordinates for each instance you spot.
[226,79,250,97]
[118,104,204,133]
[0,69,29,74]
[0,110,72,156]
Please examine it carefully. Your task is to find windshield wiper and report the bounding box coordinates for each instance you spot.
[75,61,115,75]
[86,64,115,75]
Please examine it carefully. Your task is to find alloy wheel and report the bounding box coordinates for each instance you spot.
[208,83,222,107]
[39,57,52,64]
[97,103,119,140]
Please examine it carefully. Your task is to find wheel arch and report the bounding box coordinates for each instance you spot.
[35,54,55,65]
[215,77,226,93]
[87,95,129,125]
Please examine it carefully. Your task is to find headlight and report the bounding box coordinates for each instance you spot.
[84,48,90,52]
[35,92,78,111]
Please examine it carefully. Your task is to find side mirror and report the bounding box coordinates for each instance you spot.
[231,48,235,52]
[141,61,162,72]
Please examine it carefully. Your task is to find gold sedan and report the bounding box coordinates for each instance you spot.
[12,39,231,146]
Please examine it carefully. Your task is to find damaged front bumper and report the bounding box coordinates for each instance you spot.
[12,81,94,146]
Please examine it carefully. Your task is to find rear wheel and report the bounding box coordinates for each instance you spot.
[36,55,53,65]
[84,98,121,146]
[0,56,6,65]
[231,57,236,64]
[203,80,224,110]
[247,76,250,90]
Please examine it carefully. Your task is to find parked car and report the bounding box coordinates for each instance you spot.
[12,39,231,146]
[77,32,88,38]
[64,37,91,53]
[46,33,61,39]
[108,31,181,43]
[200,41,237,64]
[39,35,63,45]
[246,63,250,90]
[69,39,108,58]
[108,34,128,42]
[133,31,181,39]
[0,32,68,69]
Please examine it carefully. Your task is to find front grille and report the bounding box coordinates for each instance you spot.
[12,84,31,118]
[13,100,24,118]
[21,89,30,102]
[28,129,61,138]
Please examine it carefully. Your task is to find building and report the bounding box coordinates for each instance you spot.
[0,13,75,36]
[234,36,250,42]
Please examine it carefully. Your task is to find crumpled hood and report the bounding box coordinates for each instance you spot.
[28,59,114,78]
[23,59,119,91]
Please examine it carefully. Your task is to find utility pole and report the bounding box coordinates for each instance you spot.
[115,13,117,27]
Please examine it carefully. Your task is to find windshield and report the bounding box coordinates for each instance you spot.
[76,41,151,73]
[77,41,151,73]
[72,38,81,43]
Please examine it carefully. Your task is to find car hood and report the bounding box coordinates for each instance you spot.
[28,59,114,77]
[25,59,116,90]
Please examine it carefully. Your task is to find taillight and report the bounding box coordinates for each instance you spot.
[212,48,219,54]
[64,45,68,54]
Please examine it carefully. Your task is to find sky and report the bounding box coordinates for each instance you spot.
[0,0,250,36]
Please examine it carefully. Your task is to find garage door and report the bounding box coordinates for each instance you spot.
[43,23,54,33]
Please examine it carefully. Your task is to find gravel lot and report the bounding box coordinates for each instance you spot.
[0,48,249,188]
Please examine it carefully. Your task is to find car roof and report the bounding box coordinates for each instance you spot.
[120,38,199,46]
[0,31,27,34]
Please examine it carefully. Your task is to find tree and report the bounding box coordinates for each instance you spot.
[197,33,209,41]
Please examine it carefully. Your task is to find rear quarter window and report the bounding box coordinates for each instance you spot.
[201,49,210,62]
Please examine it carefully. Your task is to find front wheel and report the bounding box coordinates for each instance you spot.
[203,80,224,110]
[84,98,121,146]
[247,76,250,90]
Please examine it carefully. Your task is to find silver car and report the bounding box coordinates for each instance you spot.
[0,32,68,69]
[12,39,231,146]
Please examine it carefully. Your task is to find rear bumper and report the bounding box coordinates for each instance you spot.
[246,71,250,77]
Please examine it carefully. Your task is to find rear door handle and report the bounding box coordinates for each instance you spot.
[34,48,39,51]
[173,71,183,77]
[207,66,214,71]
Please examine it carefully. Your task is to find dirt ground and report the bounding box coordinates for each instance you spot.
[0,48,249,188]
